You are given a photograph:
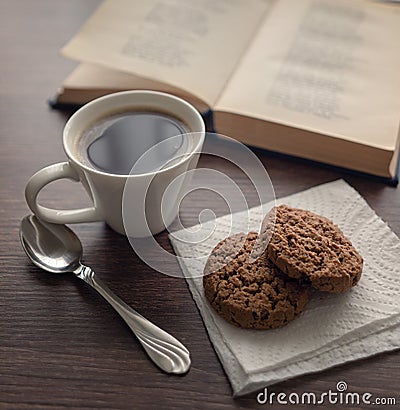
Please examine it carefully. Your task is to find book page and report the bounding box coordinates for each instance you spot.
[61,0,274,107]
[215,0,400,149]
[59,63,210,112]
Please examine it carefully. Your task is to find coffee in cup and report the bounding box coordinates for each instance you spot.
[75,109,191,175]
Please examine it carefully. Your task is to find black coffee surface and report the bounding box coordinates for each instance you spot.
[87,112,188,175]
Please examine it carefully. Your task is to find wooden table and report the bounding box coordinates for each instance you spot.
[1,1,399,409]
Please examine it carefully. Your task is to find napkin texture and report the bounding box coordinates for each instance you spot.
[169,180,400,396]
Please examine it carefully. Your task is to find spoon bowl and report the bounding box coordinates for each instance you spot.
[20,215,81,273]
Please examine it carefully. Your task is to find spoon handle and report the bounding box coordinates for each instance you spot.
[75,265,190,374]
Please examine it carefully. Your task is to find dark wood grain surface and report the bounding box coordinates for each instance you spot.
[0,1,399,409]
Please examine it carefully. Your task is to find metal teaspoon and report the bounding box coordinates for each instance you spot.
[19,215,190,374]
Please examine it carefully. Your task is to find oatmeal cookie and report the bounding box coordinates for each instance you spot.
[203,232,310,329]
[263,205,363,293]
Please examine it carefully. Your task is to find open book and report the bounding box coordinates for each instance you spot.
[56,0,400,182]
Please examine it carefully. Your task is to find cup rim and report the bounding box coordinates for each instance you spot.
[63,90,206,178]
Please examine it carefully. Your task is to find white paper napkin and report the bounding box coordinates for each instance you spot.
[169,180,400,396]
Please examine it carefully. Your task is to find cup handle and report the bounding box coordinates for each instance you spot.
[25,162,101,224]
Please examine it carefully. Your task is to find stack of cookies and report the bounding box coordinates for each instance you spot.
[203,204,363,330]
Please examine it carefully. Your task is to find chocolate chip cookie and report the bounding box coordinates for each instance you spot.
[262,205,363,293]
[203,232,310,329]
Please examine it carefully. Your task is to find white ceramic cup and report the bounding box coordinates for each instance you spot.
[25,91,205,236]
